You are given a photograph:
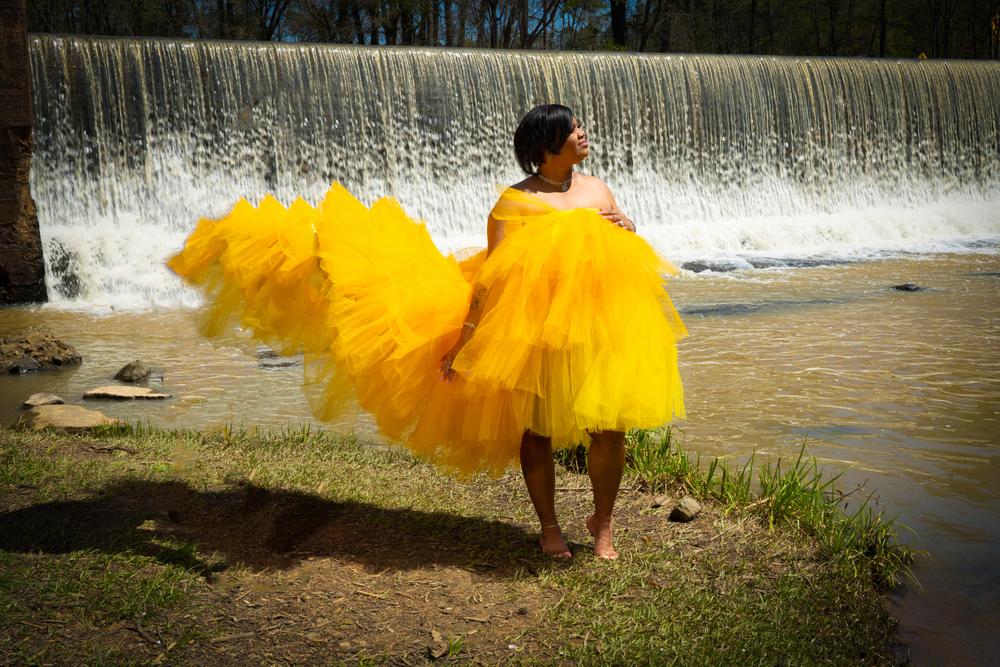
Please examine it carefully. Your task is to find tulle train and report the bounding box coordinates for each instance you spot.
[168,183,686,475]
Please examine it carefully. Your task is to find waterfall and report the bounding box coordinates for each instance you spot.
[28,35,1000,308]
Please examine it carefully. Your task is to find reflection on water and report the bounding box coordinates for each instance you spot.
[1,254,998,663]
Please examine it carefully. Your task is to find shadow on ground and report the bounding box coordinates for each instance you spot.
[0,479,536,578]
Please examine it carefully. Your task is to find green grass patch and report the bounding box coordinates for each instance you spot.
[0,422,909,665]
[0,549,196,626]
[625,427,915,586]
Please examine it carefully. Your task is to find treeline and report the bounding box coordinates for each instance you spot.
[26,0,1000,58]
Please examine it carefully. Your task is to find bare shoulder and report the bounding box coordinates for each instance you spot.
[508,176,537,194]
[490,178,532,217]
[577,174,615,207]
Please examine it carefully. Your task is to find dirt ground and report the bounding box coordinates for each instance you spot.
[0,429,891,665]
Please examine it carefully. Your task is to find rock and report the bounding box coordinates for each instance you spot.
[651,495,671,509]
[7,354,39,373]
[83,386,171,400]
[22,392,64,407]
[114,359,150,382]
[28,404,117,432]
[258,355,303,369]
[892,283,925,292]
[428,641,449,660]
[669,496,702,522]
[0,332,81,374]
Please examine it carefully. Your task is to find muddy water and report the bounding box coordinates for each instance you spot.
[2,254,998,663]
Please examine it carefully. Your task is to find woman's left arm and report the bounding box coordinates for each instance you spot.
[592,178,636,232]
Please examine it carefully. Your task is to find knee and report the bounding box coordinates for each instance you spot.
[589,430,625,450]
[521,430,553,452]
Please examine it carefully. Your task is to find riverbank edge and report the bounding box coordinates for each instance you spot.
[1,422,912,664]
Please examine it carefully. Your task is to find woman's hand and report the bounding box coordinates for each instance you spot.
[439,347,459,382]
[441,288,485,383]
[599,207,635,232]
[440,335,469,383]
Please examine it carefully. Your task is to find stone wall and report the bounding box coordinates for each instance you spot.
[0,0,46,304]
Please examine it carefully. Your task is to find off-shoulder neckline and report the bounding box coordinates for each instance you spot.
[499,187,599,213]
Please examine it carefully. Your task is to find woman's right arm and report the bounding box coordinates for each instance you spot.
[439,214,505,382]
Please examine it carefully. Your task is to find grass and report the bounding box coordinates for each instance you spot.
[624,428,915,586]
[0,422,911,664]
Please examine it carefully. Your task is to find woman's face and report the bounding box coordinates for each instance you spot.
[557,117,589,163]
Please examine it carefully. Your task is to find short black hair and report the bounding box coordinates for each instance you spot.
[513,104,575,175]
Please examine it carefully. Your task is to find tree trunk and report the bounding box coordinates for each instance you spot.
[610,0,627,46]
[489,0,498,48]
[401,4,415,43]
[351,4,366,43]
[518,0,528,47]
[878,0,887,57]
[748,0,756,53]
[637,0,657,51]
[766,0,774,51]
[657,0,673,51]
[216,0,226,37]
[993,2,1000,58]
[968,0,977,58]
[0,0,46,304]
[444,0,454,45]
[425,0,436,45]
[828,0,838,55]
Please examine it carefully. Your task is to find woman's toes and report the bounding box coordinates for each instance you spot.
[594,545,619,560]
[539,526,572,559]
[587,516,617,560]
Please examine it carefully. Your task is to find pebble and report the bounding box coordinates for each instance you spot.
[669,495,702,522]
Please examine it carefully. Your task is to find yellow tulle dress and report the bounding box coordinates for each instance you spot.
[168,184,687,475]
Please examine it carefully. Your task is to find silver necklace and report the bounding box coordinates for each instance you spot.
[535,171,573,192]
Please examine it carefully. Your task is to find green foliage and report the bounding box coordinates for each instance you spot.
[25,0,1000,58]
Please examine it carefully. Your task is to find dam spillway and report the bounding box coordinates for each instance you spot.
[26,35,1000,307]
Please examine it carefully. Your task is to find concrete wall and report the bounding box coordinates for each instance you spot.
[0,0,46,304]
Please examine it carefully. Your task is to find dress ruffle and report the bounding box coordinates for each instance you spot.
[168,183,686,475]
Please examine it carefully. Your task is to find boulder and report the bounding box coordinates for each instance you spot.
[22,392,64,407]
[7,354,39,374]
[83,386,171,400]
[892,283,925,292]
[669,496,703,522]
[28,404,117,432]
[0,333,81,374]
[114,359,150,382]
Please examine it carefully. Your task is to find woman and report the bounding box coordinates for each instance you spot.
[168,104,685,562]
[441,104,649,559]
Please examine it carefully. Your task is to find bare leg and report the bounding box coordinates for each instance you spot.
[520,431,571,558]
[586,430,625,560]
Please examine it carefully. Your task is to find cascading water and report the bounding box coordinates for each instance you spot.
[27,35,1000,308]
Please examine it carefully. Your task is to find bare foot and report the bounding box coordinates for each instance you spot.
[539,524,572,559]
[586,515,619,560]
